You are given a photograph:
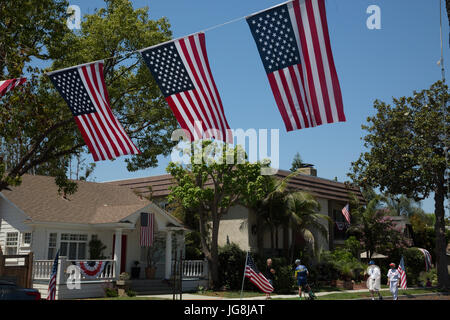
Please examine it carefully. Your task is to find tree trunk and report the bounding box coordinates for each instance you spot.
[434,174,449,290]
[210,215,221,289]
[282,225,290,260]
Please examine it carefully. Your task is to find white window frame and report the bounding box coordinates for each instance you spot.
[60,233,88,260]
[48,233,58,260]
[5,232,19,255]
[21,232,32,247]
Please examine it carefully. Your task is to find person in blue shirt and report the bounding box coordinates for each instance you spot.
[294,259,309,299]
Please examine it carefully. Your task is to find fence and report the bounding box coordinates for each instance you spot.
[0,250,33,288]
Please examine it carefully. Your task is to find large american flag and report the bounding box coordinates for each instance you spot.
[398,256,407,289]
[47,61,140,161]
[0,78,26,97]
[246,0,345,132]
[418,248,432,271]
[140,33,233,143]
[140,212,155,247]
[341,203,351,224]
[244,254,274,294]
[47,250,60,300]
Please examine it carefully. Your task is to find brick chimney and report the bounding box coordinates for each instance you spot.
[298,165,317,176]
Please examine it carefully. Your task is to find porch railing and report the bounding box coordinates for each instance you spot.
[32,258,116,282]
[172,259,208,279]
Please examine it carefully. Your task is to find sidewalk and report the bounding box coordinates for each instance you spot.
[138,288,395,300]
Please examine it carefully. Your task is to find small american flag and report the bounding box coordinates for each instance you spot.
[47,250,60,300]
[398,256,407,289]
[341,203,351,224]
[140,33,232,143]
[47,61,140,161]
[246,0,345,132]
[0,78,26,97]
[418,248,432,271]
[244,254,274,294]
[140,212,155,247]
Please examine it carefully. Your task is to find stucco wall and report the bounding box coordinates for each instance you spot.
[218,204,250,251]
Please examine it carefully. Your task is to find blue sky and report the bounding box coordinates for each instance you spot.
[57,0,448,214]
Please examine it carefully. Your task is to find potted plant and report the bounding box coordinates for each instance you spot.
[131,261,140,279]
[116,272,131,296]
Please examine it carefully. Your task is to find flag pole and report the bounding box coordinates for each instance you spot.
[240,251,249,300]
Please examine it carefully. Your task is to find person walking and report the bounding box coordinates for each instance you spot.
[294,259,309,299]
[366,260,383,300]
[264,258,275,299]
[387,263,400,300]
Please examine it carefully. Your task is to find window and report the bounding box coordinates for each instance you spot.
[22,232,32,246]
[60,233,87,260]
[5,232,18,255]
[48,233,57,260]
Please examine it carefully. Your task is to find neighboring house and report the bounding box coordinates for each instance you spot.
[106,167,365,257]
[0,174,206,299]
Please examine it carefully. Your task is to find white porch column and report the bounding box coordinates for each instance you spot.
[114,229,122,279]
[164,230,172,280]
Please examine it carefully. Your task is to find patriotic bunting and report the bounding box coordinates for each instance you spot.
[7,0,349,158]
[0,78,26,97]
[140,33,233,143]
[47,61,141,161]
[75,261,108,278]
[246,0,345,132]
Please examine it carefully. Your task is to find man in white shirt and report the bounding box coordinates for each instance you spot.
[366,260,382,300]
[387,263,400,300]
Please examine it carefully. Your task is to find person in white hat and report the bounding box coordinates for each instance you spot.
[387,263,400,300]
[365,260,382,300]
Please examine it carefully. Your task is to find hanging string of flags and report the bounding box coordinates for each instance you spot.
[0,0,346,161]
[0,77,27,97]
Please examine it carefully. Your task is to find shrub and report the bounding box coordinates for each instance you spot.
[104,287,118,297]
[126,289,137,297]
[403,247,429,285]
[418,268,438,287]
[218,243,247,290]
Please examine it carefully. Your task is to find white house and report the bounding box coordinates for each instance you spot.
[106,167,365,257]
[0,174,207,299]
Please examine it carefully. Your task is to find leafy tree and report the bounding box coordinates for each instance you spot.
[348,194,412,259]
[251,173,329,262]
[290,152,303,172]
[383,194,425,217]
[348,81,449,289]
[166,141,268,289]
[0,0,178,194]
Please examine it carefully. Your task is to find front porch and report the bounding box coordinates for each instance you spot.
[32,257,208,299]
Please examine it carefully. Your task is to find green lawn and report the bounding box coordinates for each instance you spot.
[196,290,266,298]
[275,288,440,300]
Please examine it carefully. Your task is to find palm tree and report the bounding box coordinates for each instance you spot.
[254,172,331,261]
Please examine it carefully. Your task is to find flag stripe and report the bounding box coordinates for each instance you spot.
[177,37,225,138]
[317,0,345,121]
[288,65,311,128]
[197,34,232,142]
[271,71,295,131]
[288,3,318,127]
[0,78,26,96]
[75,117,101,161]
[292,0,324,126]
[304,0,334,123]
[82,65,124,157]
[279,68,303,129]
